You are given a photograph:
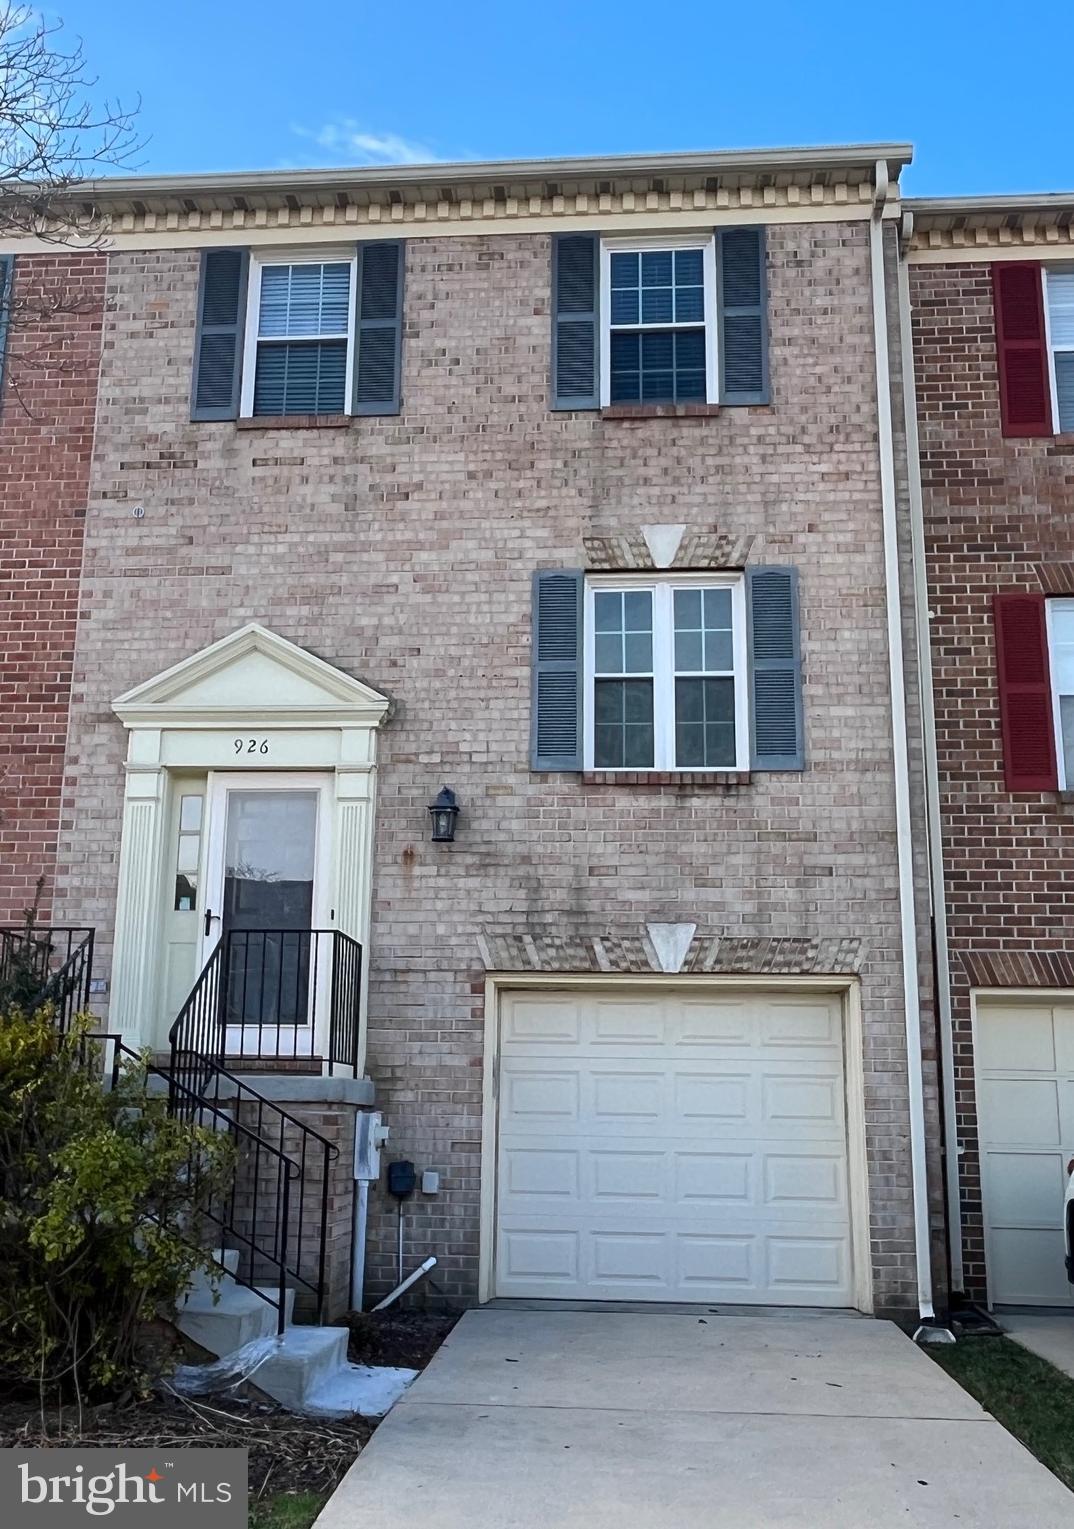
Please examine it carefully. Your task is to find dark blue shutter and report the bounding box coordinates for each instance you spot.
[190,249,249,421]
[718,228,768,405]
[747,566,803,769]
[355,241,403,415]
[552,234,599,409]
[531,570,584,769]
[0,255,13,404]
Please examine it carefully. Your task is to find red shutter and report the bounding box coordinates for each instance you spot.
[993,263,1052,437]
[994,592,1058,790]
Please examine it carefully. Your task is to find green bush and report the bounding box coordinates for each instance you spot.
[0,1008,235,1410]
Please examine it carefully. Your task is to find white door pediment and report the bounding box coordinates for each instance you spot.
[112,623,391,729]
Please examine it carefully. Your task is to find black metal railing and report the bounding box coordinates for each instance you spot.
[157,1046,338,1331]
[169,928,362,1079]
[0,925,95,1032]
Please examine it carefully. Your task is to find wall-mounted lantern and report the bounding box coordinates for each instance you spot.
[428,786,460,843]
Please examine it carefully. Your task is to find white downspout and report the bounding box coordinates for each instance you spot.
[896,210,964,1297]
[869,160,935,1323]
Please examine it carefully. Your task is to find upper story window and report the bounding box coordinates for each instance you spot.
[585,575,749,771]
[1048,598,1074,787]
[600,240,718,407]
[190,243,404,423]
[605,241,716,406]
[243,257,355,417]
[549,227,766,412]
[1045,270,1074,434]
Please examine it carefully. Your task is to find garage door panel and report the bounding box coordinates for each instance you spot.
[674,1071,751,1123]
[977,1006,1055,1071]
[675,1151,753,1203]
[591,1150,665,1201]
[762,1072,843,1131]
[592,1000,667,1045]
[988,1227,1071,1306]
[503,996,581,1045]
[496,989,854,1306]
[761,1000,842,1048]
[763,1153,847,1210]
[674,999,753,1047]
[1056,1012,1074,1073]
[766,1235,849,1294]
[984,1150,1066,1225]
[502,1069,579,1123]
[979,1078,1060,1146]
[591,1069,664,1120]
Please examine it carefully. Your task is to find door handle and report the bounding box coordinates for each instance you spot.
[204,907,221,939]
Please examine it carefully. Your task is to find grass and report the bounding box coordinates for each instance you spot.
[929,1336,1074,1491]
[249,1490,328,1529]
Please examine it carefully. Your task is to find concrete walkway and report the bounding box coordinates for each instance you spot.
[316,1307,1073,1528]
[1002,1310,1074,1378]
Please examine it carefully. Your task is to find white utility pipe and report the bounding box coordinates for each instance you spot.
[351,1179,369,1312]
[869,160,935,1322]
[372,1257,438,1313]
[896,212,964,1296]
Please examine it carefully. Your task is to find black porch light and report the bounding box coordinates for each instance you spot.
[428,786,460,843]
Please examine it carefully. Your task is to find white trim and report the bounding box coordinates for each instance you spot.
[582,572,748,772]
[478,972,873,1314]
[598,235,718,407]
[239,250,358,419]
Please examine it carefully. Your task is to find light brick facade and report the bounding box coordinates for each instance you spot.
[29,216,942,1315]
[0,253,105,921]
[911,258,1074,1300]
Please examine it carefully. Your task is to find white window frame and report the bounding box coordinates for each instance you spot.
[240,248,359,418]
[1044,266,1074,437]
[599,234,719,409]
[583,572,748,771]
[1046,596,1074,789]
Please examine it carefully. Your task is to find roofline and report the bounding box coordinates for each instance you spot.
[69,142,913,200]
[907,192,1074,217]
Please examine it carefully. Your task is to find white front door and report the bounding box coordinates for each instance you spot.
[494,988,855,1305]
[201,772,332,1057]
[976,999,1074,1307]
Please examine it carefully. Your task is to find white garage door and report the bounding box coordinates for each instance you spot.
[977,1001,1074,1307]
[495,988,855,1305]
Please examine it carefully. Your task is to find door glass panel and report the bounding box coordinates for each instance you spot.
[223,790,317,1025]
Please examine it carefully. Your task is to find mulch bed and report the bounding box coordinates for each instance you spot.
[347,1309,459,1371]
[0,1309,460,1505]
[0,1390,373,1502]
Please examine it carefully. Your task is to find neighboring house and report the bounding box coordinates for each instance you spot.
[907,194,1074,1313]
[0,250,105,923]
[0,144,945,1324]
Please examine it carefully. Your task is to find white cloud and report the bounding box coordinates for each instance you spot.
[291,119,437,167]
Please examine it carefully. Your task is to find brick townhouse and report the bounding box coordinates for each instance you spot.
[906,193,1074,1314]
[0,143,946,1326]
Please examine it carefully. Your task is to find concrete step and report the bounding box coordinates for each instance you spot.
[178,1278,295,1355]
[249,1325,350,1411]
[183,1247,241,1300]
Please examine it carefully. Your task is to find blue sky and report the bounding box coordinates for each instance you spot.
[54,0,1074,196]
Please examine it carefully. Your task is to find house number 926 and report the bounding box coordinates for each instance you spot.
[234,738,269,755]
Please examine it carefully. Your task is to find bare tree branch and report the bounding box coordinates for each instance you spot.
[0,5,143,408]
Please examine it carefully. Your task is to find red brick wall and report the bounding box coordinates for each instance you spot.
[0,253,105,922]
[911,261,1074,1297]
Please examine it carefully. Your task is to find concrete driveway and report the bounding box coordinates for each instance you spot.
[316,1307,1072,1528]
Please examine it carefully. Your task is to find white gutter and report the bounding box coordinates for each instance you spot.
[896,209,964,1295]
[869,160,935,1322]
